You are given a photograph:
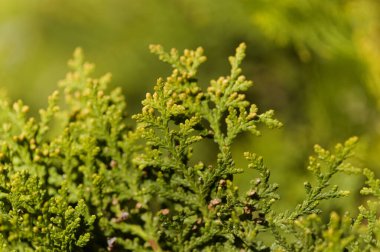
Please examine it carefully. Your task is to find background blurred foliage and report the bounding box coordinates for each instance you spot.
[1,0,379,211]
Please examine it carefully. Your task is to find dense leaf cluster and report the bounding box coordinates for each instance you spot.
[0,44,379,251]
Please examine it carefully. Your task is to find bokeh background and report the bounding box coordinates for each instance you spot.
[1,0,380,213]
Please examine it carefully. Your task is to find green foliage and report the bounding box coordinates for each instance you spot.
[0,44,379,251]
[2,0,380,218]
[270,138,380,251]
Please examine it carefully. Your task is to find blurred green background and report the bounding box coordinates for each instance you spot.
[1,0,380,212]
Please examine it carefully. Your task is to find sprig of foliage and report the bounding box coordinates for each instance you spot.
[290,137,359,220]
[0,48,145,251]
[0,44,379,251]
[133,43,282,251]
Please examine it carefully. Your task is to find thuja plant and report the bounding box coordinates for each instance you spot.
[0,44,379,251]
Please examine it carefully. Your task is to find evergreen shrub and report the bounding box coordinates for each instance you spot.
[0,44,379,251]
